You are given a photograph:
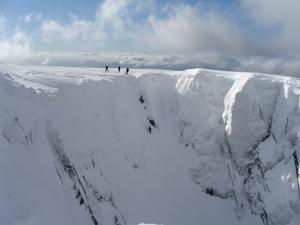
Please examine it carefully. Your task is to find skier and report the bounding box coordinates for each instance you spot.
[125,67,129,75]
[118,66,121,73]
[105,65,109,72]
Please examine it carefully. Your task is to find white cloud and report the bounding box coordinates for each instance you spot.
[1,50,300,77]
[4,51,238,70]
[241,0,300,28]
[241,0,300,54]
[0,15,33,62]
[38,0,140,44]
[39,1,237,54]
[0,41,32,60]
[95,0,151,28]
[13,30,30,43]
[95,1,251,55]
[39,0,151,46]
[0,31,33,63]
[239,56,300,76]
[96,0,133,27]
[95,0,152,41]
[2,1,300,77]
[40,19,100,43]
[40,20,79,42]
[24,12,42,24]
[24,13,33,23]
[145,4,247,54]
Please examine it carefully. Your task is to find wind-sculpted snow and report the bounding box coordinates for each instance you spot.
[0,64,299,225]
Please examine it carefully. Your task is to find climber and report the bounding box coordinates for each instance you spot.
[118,66,121,73]
[125,68,129,75]
[105,65,109,72]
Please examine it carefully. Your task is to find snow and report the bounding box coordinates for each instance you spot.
[0,64,300,225]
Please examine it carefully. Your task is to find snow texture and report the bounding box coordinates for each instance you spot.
[0,64,300,225]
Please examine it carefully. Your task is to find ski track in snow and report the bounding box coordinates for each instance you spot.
[0,64,300,225]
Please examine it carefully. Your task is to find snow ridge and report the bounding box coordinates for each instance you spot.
[0,65,300,225]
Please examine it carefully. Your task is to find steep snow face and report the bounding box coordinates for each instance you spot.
[0,64,300,225]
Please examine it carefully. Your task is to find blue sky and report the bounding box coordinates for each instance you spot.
[0,0,300,76]
[0,0,98,23]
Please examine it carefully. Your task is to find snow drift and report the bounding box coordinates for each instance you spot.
[0,64,299,225]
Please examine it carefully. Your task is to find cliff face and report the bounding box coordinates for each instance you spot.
[0,65,299,225]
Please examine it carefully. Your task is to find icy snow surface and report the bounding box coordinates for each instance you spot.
[0,64,300,225]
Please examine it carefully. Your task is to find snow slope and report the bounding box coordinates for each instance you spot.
[0,64,300,225]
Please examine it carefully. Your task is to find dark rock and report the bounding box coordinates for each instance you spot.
[139,95,145,104]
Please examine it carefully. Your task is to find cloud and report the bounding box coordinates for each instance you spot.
[39,0,144,44]
[24,13,33,23]
[145,4,248,54]
[0,31,33,62]
[239,56,300,76]
[36,1,252,55]
[96,0,153,32]
[1,49,300,77]
[96,0,133,30]
[241,0,300,55]
[0,41,32,61]
[1,51,240,70]
[24,13,42,24]
[39,0,153,50]
[0,15,34,62]
[1,0,300,77]
[40,19,98,43]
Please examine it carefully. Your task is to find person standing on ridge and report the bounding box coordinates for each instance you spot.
[118,66,121,73]
[126,68,129,75]
[105,65,109,72]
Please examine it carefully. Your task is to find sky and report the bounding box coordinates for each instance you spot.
[1,0,300,76]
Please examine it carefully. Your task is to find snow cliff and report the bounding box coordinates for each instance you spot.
[0,65,299,225]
